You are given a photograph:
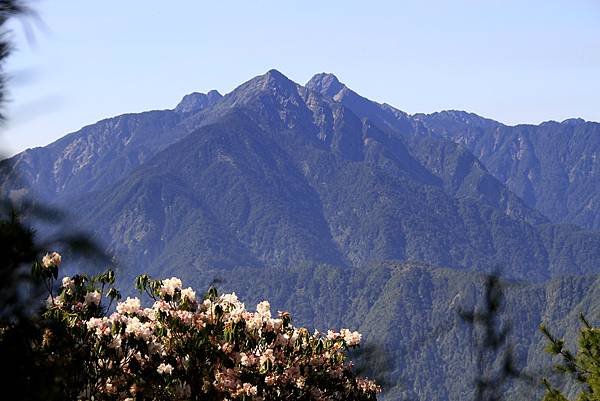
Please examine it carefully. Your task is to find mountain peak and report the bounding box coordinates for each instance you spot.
[414,110,502,129]
[222,69,301,108]
[306,72,345,98]
[233,69,298,94]
[206,89,222,101]
[561,117,586,126]
[175,90,222,114]
[258,69,297,91]
[264,68,287,80]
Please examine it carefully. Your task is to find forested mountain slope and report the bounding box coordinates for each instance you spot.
[415,111,600,230]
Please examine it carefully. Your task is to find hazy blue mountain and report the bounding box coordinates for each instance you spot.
[2,70,600,401]
[414,111,600,230]
[306,74,549,226]
[44,70,599,284]
[174,89,222,115]
[0,90,222,203]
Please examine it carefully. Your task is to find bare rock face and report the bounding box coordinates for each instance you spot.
[175,90,222,114]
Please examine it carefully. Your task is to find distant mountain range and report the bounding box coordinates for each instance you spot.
[2,70,599,400]
[414,111,600,231]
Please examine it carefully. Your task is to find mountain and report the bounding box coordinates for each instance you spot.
[192,261,600,401]
[59,70,599,283]
[414,111,600,230]
[2,69,600,401]
[0,90,222,203]
[3,68,600,286]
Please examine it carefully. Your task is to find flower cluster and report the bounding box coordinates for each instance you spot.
[39,254,380,401]
[42,252,62,269]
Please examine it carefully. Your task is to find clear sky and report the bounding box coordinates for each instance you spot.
[1,0,599,156]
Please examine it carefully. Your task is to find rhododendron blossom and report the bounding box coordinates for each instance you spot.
[160,277,182,297]
[157,363,174,375]
[62,276,75,290]
[42,251,61,268]
[84,290,101,306]
[116,297,141,314]
[36,256,380,401]
[181,287,196,302]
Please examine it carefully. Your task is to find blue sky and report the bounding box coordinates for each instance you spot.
[1,0,599,155]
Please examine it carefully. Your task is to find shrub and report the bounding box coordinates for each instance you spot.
[5,252,381,401]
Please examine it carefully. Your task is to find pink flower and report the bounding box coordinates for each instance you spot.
[116,297,141,314]
[42,252,61,269]
[84,291,101,306]
[157,363,173,375]
[159,277,182,297]
[241,383,258,396]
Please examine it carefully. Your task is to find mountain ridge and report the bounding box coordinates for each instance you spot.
[415,109,600,229]
[3,70,600,281]
[7,69,590,284]
[3,69,600,401]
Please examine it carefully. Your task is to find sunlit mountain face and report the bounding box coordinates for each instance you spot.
[3,70,599,401]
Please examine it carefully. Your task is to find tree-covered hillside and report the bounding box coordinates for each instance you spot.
[415,111,600,230]
[189,261,600,401]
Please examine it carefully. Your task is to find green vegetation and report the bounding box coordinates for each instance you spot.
[541,317,600,401]
[0,251,379,400]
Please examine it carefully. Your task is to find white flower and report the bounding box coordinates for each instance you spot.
[181,287,196,302]
[84,291,101,306]
[62,276,76,290]
[124,316,152,340]
[157,363,173,375]
[86,317,110,336]
[116,297,141,314]
[160,277,182,297]
[256,301,271,318]
[42,252,61,269]
[152,300,171,312]
[220,292,240,306]
[125,316,142,336]
[327,330,340,340]
[138,322,154,340]
[340,329,362,346]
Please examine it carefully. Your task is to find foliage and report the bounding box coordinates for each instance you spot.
[1,252,380,401]
[459,274,521,401]
[541,316,600,401]
[0,0,30,120]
